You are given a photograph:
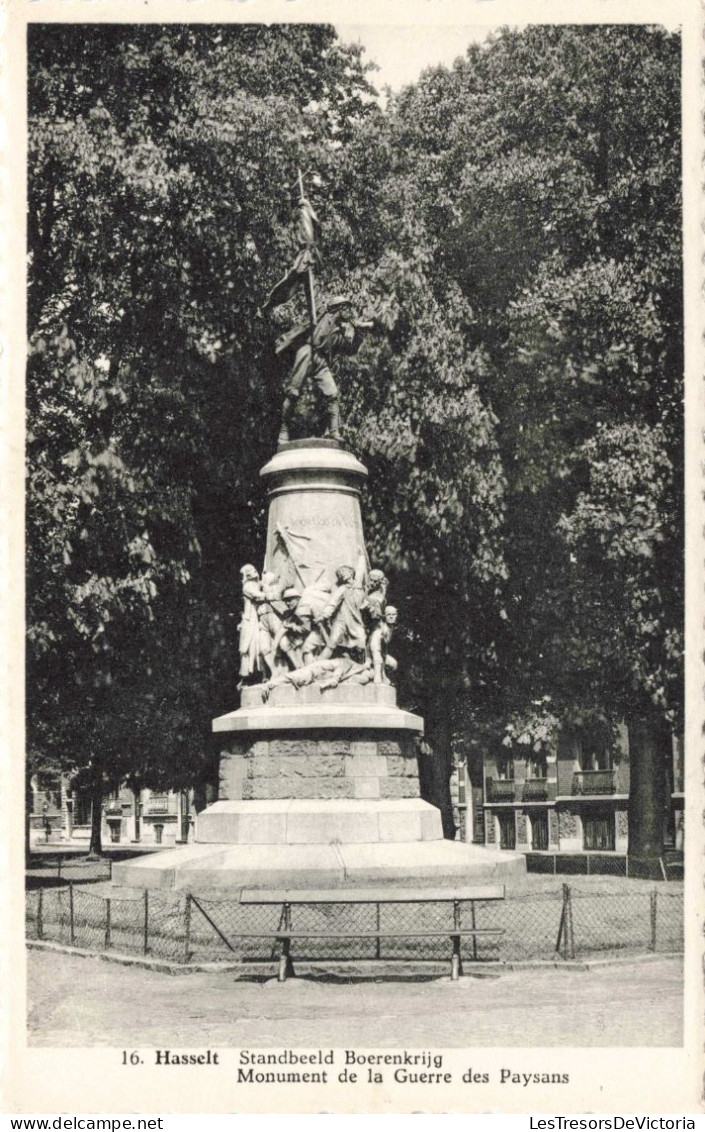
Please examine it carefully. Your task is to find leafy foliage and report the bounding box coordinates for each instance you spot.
[385,25,683,744]
[26,25,379,829]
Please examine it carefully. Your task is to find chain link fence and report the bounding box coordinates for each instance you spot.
[26,883,684,966]
[26,855,113,888]
[526,853,683,881]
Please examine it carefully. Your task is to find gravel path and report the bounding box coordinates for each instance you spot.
[27,948,683,1049]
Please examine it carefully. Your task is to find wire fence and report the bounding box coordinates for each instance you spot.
[26,855,114,887]
[26,883,684,967]
[525,853,683,881]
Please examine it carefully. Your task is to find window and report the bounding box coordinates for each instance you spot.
[583,809,615,851]
[581,738,613,772]
[531,811,549,851]
[73,792,92,827]
[497,756,514,781]
[528,754,547,780]
[497,811,516,850]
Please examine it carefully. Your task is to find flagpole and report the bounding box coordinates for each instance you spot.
[297,168,318,357]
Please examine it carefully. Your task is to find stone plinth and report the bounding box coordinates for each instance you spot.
[215,669,424,735]
[196,799,443,844]
[218,729,420,802]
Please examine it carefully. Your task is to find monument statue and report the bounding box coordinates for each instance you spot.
[318,551,367,658]
[238,564,266,681]
[368,604,398,685]
[238,549,401,690]
[231,173,410,693]
[276,298,372,444]
[265,169,374,444]
[114,159,526,901]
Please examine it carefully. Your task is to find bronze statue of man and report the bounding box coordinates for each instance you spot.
[276,297,372,445]
[265,169,376,445]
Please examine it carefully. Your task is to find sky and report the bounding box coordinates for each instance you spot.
[334,25,494,96]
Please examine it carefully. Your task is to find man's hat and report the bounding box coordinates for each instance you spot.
[326,295,353,312]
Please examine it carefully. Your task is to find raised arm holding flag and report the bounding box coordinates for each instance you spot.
[265,168,375,445]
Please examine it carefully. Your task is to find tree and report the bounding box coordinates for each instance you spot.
[383,26,682,852]
[27,24,378,851]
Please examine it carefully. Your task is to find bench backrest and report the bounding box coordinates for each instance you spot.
[240,885,505,905]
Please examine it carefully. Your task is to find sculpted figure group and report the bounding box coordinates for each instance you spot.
[238,555,398,695]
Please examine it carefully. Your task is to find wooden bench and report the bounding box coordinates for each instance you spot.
[238,885,506,981]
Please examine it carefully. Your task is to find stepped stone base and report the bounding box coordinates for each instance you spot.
[112,800,526,891]
[112,838,525,893]
[196,799,443,844]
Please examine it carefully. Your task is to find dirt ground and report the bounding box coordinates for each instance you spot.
[26,947,683,1049]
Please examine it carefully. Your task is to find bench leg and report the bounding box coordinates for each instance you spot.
[451,935,463,981]
[278,938,295,983]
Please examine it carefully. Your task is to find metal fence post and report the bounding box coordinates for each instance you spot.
[37,888,44,940]
[470,899,478,961]
[650,889,658,951]
[555,885,567,958]
[451,898,463,980]
[566,884,575,959]
[105,898,111,949]
[69,883,75,946]
[184,893,192,963]
[375,902,381,960]
[143,889,149,955]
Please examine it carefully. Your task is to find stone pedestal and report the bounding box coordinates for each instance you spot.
[260,439,368,592]
[217,729,421,803]
[113,442,525,893]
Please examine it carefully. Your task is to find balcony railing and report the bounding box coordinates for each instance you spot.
[147,796,170,814]
[572,770,615,796]
[487,779,515,803]
[523,778,548,801]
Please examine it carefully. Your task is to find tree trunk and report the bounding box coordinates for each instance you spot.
[627,712,669,860]
[421,689,457,840]
[87,755,104,858]
[192,782,208,814]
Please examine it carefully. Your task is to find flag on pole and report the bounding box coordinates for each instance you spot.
[264,247,315,311]
[297,196,319,247]
[264,189,320,311]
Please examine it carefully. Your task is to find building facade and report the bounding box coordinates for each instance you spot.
[28,773,195,848]
[468,725,684,856]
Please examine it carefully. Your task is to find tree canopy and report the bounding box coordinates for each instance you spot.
[383,25,682,739]
[26,23,683,850]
